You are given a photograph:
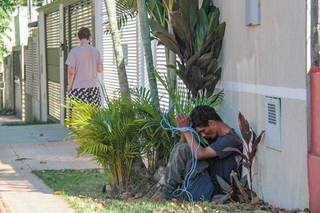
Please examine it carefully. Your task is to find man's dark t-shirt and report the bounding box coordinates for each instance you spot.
[207,130,242,191]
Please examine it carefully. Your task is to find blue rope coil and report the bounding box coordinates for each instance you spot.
[160,110,202,203]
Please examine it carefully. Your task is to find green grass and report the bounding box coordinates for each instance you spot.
[33,169,277,213]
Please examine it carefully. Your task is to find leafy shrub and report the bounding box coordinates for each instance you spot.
[66,98,146,193]
[150,0,226,97]
[132,87,178,171]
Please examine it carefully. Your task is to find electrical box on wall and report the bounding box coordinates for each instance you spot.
[245,0,261,26]
[264,96,282,151]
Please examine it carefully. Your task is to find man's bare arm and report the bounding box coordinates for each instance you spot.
[67,66,75,91]
[181,131,217,160]
[98,64,103,73]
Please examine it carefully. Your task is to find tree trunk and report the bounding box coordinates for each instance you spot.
[137,0,160,109]
[104,0,130,99]
[166,13,177,108]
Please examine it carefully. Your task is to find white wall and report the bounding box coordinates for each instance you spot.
[15,6,29,46]
[214,0,309,209]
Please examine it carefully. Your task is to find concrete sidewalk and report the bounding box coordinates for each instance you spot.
[0,141,99,213]
[0,124,69,144]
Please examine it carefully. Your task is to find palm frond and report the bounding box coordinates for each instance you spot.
[104,0,138,34]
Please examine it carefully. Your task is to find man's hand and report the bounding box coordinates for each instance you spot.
[67,85,72,92]
[176,113,190,129]
[176,114,217,160]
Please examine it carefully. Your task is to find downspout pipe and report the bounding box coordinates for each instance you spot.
[308,66,320,213]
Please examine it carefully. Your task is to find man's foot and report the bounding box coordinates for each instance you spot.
[150,185,173,200]
[159,185,175,200]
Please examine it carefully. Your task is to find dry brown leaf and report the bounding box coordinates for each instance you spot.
[251,196,260,205]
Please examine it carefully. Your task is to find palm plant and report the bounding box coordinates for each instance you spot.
[149,0,226,98]
[131,87,178,171]
[65,99,145,193]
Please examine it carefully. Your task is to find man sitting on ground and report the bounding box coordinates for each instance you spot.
[161,105,242,201]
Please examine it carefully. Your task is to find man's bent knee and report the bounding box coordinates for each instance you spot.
[173,142,192,158]
[175,142,190,151]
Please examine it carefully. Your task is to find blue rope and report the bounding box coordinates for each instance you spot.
[160,110,202,203]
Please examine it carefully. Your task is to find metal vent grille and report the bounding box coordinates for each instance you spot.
[265,96,281,151]
[267,103,277,125]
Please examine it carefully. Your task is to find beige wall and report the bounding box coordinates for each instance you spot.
[215,0,306,89]
[214,0,309,209]
[218,92,308,209]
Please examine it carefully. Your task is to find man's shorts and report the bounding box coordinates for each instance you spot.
[68,86,101,106]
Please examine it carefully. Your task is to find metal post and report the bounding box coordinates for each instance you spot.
[38,11,48,121]
[59,3,65,125]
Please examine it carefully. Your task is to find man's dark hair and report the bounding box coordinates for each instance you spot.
[190,105,223,128]
[78,27,91,40]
